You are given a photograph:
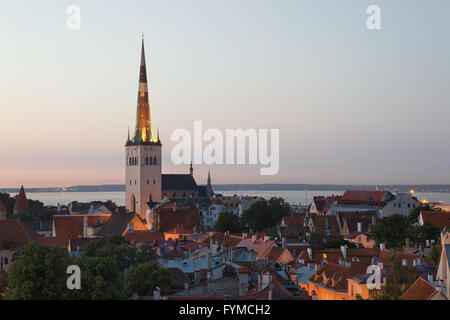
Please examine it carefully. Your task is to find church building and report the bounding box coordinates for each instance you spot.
[125,37,212,220]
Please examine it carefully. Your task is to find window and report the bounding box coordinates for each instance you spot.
[135,180,137,185]
[153,180,156,185]
[154,157,157,165]
[4,257,8,264]
[150,157,153,165]
[130,180,132,185]
[147,180,149,185]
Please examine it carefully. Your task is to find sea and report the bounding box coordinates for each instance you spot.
[9,190,450,207]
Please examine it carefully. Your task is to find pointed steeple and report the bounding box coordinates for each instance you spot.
[13,185,29,214]
[132,34,157,144]
[207,170,211,186]
[189,162,193,176]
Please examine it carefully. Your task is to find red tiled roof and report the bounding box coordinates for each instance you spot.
[125,230,164,243]
[401,277,439,300]
[0,220,41,250]
[39,236,67,248]
[53,214,111,240]
[282,216,304,225]
[236,238,275,258]
[379,249,422,267]
[420,211,450,229]
[165,227,193,235]
[337,190,391,207]
[13,186,29,212]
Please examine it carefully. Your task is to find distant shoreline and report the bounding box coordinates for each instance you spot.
[2,184,450,193]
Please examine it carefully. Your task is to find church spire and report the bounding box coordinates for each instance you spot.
[132,35,157,144]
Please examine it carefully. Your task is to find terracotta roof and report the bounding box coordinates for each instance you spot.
[125,230,164,243]
[165,227,193,235]
[13,186,29,212]
[401,277,440,300]
[38,236,67,248]
[312,196,341,213]
[0,220,41,250]
[168,268,190,287]
[259,246,294,263]
[337,190,393,207]
[379,249,422,267]
[98,213,144,236]
[53,214,111,240]
[309,262,349,292]
[236,238,275,258]
[282,216,304,225]
[420,211,450,229]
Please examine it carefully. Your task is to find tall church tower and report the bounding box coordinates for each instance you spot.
[125,36,162,219]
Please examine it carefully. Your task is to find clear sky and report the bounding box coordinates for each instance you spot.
[1,0,450,187]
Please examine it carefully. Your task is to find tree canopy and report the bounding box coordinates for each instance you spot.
[214,211,241,233]
[369,214,411,248]
[241,197,290,232]
[5,236,171,300]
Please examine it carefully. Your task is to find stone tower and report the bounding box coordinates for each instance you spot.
[125,36,162,219]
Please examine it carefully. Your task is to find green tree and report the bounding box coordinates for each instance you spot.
[6,242,71,300]
[369,214,412,248]
[410,222,441,246]
[428,245,441,266]
[309,232,326,250]
[241,197,290,232]
[81,235,135,272]
[125,261,172,297]
[72,256,125,300]
[381,255,421,300]
[214,211,241,233]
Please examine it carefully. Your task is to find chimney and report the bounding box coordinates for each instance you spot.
[268,285,273,300]
[238,269,249,296]
[307,247,313,260]
[282,237,287,249]
[357,222,362,233]
[340,245,347,260]
[153,287,161,300]
[83,216,88,238]
[252,235,257,244]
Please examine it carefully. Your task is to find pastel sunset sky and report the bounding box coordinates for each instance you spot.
[1,0,450,187]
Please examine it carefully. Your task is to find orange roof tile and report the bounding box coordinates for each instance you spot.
[401,277,439,300]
